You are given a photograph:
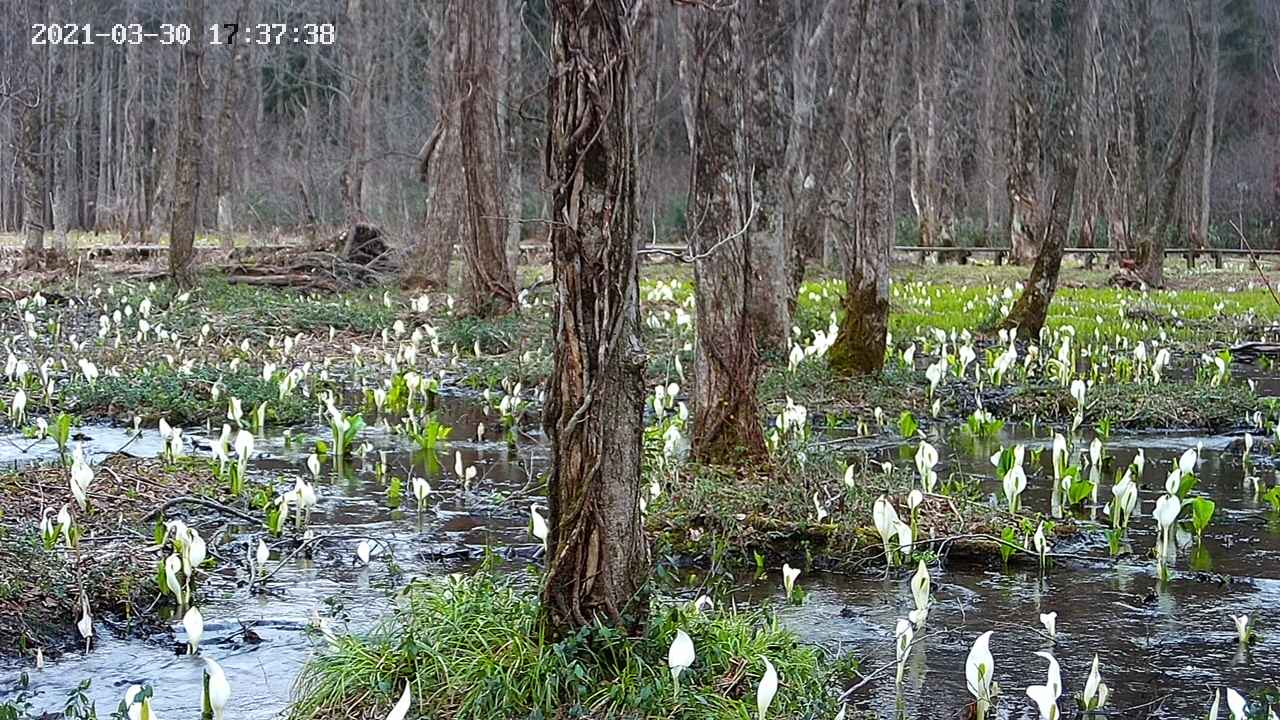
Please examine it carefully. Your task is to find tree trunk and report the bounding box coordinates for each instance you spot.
[1196,0,1220,254]
[1002,0,1096,339]
[169,0,205,288]
[497,0,525,270]
[215,0,251,251]
[341,0,372,256]
[458,0,517,316]
[827,0,896,377]
[404,1,460,291]
[1005,0,1041,266]
[908,0,949,252]
[741,0,792,356]
[13,4,47,269]
[1134,7,1202,288]
[682,1,768,463]
[541,0,649,638]
[976,0,1006,247]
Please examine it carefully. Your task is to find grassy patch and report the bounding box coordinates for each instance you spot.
[64,365,314,426]
[645,447,1048,572]
[290,572,839,720]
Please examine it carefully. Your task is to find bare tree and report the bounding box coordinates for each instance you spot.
[907,0,952,250]
[1196,0,1220,255]
[1132,5,1202,288]
[741,0,792,354]
[340,0,373,251]
[169,0,206,288]
[1002,0,1097,338]
[215,0,251,251]
[541,0,649,637]
[681,0,768,463]
[458,0,517,316]
[405,1,462,291]
[826,0,898,376]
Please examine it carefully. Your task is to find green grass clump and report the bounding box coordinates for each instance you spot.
[290,572,838,720]
[65,365,313,426]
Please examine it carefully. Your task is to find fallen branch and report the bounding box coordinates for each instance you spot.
[143,496,261,524]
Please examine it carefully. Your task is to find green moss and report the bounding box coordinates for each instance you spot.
[290,572,839,720]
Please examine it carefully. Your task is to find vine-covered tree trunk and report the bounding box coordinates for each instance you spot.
[459,0,516,316]
[541,0,649,638]
[1002,0,1096,338]
[683,1,768,463]
[827,0,896,377]
[169,0,205,289]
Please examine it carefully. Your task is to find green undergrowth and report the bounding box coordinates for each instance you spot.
[991,380,1258,431]
[178,277,400,335]
[64,365,314,426]
[647,448,1028,571]
[289,572,838,720]
[761,358,1258,432]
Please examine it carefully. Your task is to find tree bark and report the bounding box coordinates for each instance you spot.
[13,1,47,268]
[1134,6,1202,288]
[169,0,205,288]
[1196,0,1220,255]
[682,1,768,463]
[541,0,649,638]
[907,0,950,251]
[1005,0,1042,266]
[403,1,460,291]
[827,0,896,377]
[215,0,251,251]
[458,0,517,316]
[742,0,792,355]
[340,0,372,256]
[976,0,1007,247]
[782,0,836,299]
[1002,0,1096,339]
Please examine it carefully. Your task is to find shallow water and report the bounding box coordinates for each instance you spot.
[3,398,1278,719]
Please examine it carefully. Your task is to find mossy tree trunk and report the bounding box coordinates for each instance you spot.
[541,0,649,638]
[827,0,896,377]
[458,0,517,316]
[168,0,205,289]
[1002,0,1097,339]
[681,0,768,463]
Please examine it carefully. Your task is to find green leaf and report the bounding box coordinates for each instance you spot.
[1189,497,1216,538]
[898,411,918,439]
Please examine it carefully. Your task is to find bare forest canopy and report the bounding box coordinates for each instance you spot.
[1,0,1278,271]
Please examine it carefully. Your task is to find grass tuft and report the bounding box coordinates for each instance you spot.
[289,572,838,720]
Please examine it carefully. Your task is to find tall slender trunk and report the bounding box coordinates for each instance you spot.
[458,0,516,316]
[341,0,372,253]
[497,0,525,270]
[169,0,206,288]
[1135,7,1202,288]
[908,0,950,251]
[783,0,836,297]
[216,0,251,251]
[827,0,896,377]
[1002,0,1096,339]
[742,0,792,355]
[1196,0,1220,253]
[683,1,768,463]
[541,0,649,638]
[404,1,459,291]
[977,0,1006,247]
